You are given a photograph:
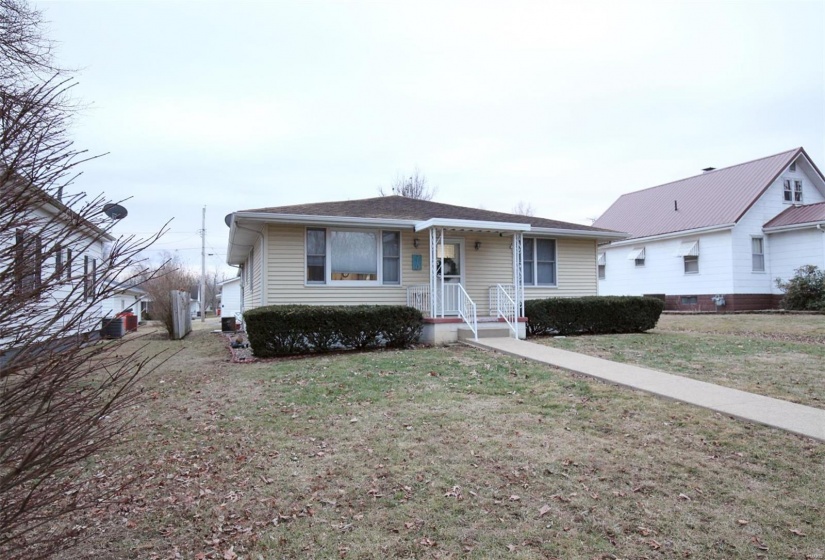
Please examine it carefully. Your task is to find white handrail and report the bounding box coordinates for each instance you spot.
[454,283,477,340]
[495,283,518,338]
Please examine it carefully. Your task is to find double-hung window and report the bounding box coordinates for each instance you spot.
[306,228,401,285]
[783,179,793,202]
[794,180,803,203]
[84,256,96,300]
[752,237,765,272]
[523,238,557,286]
[597,253,606,279]
[14,230,41,294]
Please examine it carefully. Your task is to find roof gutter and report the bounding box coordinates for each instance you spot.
[763,220,825,234]
[231,211,420,229]
[602,223,736,247]
[530,227,627,241]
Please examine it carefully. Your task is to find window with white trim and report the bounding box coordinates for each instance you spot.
[794,180,803,203]
[14,230,41,294]
[306,228,401,285]
[84,256,96,300]
[684,255,698,274]
[783,179,793,202]
[751,237,765,272]
[523,238,556,286]
[597,253,606,280]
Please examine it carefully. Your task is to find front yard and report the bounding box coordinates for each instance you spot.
[542,313,825,409]
[63,316,824,559]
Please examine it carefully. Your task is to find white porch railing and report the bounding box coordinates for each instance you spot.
[406,283,478,340]
[492,283,518,338]
[406,284,430,315]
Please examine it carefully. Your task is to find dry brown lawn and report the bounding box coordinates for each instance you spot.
[57,316,824,559]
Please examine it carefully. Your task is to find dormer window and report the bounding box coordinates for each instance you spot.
[794,180,803,203]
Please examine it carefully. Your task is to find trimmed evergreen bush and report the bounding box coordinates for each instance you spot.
[525,296,664,336]
[243,305,424,357]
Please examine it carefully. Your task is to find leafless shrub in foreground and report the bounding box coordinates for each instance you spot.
[1,1,167,557]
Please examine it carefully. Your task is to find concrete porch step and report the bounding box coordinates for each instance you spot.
[457,327,514,340]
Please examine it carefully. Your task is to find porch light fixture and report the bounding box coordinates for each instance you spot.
[474,241,481,251]
[413,238,420,248]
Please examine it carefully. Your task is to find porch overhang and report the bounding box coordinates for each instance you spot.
[414,218,531,233]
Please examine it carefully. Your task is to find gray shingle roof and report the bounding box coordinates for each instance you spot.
[241,195,616,233]
[593,148,806,240]
[764,201,825,229]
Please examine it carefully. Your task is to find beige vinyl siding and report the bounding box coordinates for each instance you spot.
[462,233,517,314]
[243,235,264,310]
[524,237,598,299]
[263,224,428,309]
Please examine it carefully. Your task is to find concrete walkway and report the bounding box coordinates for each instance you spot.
[468,337,825,442]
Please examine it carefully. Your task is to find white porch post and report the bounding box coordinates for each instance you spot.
[439,228,445,318]
[429,227,437,318]
[513,232,524,317]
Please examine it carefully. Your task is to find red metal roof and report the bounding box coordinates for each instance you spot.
[764,201,825,229]
[594,148,804,240]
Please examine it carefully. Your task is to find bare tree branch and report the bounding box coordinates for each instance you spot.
[378,166,437,200]
[1,2,166,557]
[511,201,535,216]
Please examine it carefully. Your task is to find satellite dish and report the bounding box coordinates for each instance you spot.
[224,213,233,227]
[103,203,128,220]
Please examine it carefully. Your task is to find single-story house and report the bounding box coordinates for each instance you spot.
[594,147,825,311]
[101,285,148,323]
[225,195,623,343]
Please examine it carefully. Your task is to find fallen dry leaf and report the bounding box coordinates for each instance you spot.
[538,504,551,517]
[790,528,807,537]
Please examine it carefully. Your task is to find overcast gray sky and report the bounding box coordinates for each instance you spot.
[38,0,825,276]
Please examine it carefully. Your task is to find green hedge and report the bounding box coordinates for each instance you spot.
[243,305,423,357]
[525,296,664,337]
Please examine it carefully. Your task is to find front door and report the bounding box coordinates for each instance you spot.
[436,239,464,316]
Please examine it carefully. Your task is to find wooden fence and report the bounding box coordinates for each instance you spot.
[170,290,192,340]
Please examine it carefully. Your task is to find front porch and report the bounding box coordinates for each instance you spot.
[403,220,529,341]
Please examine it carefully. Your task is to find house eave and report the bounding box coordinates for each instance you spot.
[600,224,736,247]
[530,227,627,242]
[414,217,531,233]
[763,221,825,234]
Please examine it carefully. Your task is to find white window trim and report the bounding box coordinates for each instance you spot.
[751,236,765,273]
[783,179,793,203]
[794,180,803,203]
[684,255,699,275]
[523,237,558,287]
[304,227,402,287]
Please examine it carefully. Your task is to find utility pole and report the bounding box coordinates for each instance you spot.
[200,206,206,323]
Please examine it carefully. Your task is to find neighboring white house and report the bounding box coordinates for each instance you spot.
[225,195,624,342]
[1,180,115,348]
[219,276,242,320]
[594,147,825,311]
[101,285,148,323]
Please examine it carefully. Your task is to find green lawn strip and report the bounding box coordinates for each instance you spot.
[540,329,825,408]
[64,331,825,560]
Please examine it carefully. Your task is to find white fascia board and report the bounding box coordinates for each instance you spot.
[529,227,627,241]
[414,218,531,232]
[232,211,419,229]
[601,224,735,247]
[763,220,825,234]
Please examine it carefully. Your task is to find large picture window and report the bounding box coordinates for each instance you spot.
[523,238,556,286]
[307,228,401,285]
